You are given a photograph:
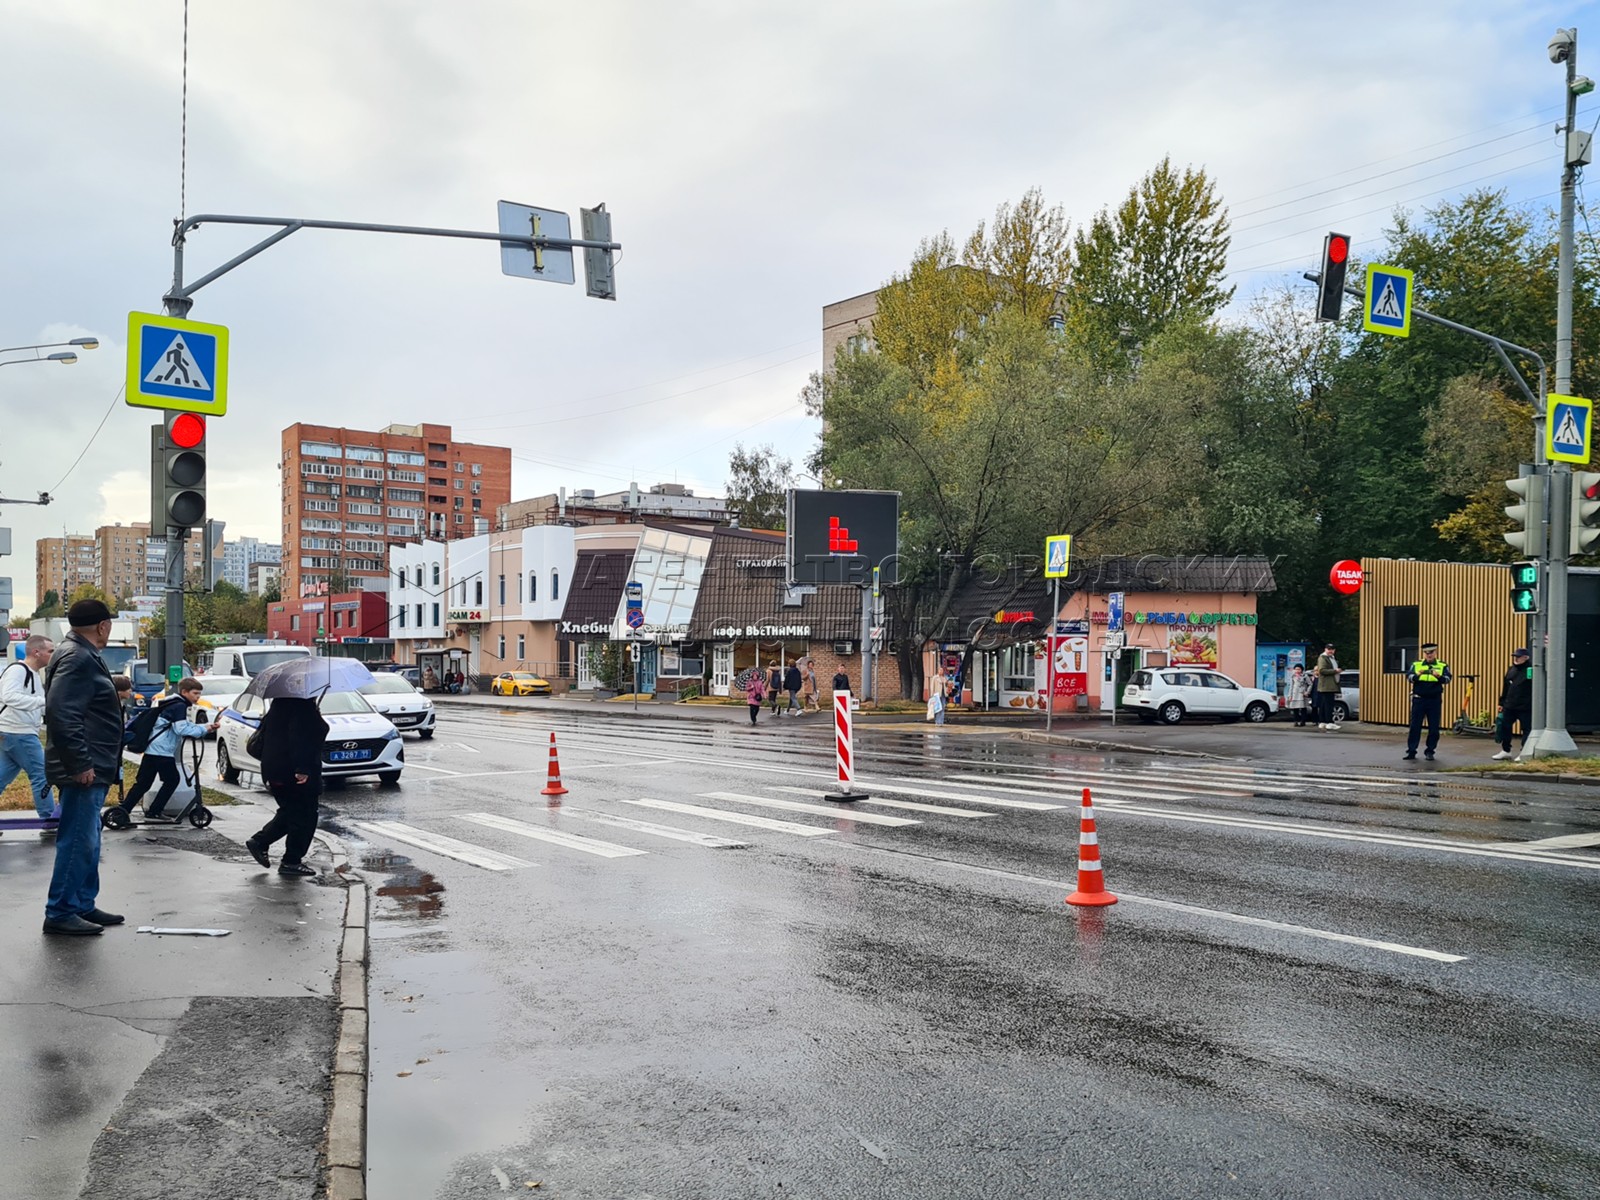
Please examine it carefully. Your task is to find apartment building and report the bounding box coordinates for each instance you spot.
[281,422,511,600]
[35,534,97,606]
[95,523,150,601]
[223,536,281,592]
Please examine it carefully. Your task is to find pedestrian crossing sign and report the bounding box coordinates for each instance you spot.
[125,311,229,416]
[1363,264,1413,338]
[1545,392,1593,464]
[1044,534,1071,579]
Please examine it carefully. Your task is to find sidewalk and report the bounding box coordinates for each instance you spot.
[0,799,353,1200]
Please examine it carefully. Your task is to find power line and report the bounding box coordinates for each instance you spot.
[49,385,125,494]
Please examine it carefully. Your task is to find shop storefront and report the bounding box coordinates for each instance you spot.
[555,549,631,692]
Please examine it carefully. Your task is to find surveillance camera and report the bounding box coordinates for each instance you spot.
[1549,28,1575,64]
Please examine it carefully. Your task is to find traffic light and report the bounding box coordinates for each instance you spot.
[158,412,206,532]
[580,203,615,301]
[1509,561,1541,614]
[1571,470,1600,555]
[1503,469,1546,557]
[1316,232,1351,322]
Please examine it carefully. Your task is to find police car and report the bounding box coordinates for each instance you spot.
[214,685,404,787]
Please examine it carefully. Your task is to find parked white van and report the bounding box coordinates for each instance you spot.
[209,643,314,680]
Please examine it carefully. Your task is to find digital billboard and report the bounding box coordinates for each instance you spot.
[785,489,899,586]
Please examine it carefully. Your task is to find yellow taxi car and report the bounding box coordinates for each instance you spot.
[491,671,553,697]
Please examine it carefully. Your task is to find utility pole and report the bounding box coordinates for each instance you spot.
[1524,26,1592,757]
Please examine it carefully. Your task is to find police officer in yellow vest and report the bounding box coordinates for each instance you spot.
[1404,642,1452,761]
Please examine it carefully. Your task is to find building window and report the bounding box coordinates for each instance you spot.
[472,500,481,512]
[471,463,482,476]
[415,604,423,627]
[454,479,463,491]
[471,481,482,495]
[1383,606,1419,674]
[414,565,423,587]
[458,580,467,604]
[454,462,464,473]
[300,441,341,458]
[497,634,506,659]
[396,607,406,629]
[345,446,383,463]
[454,497,463,511]
[474,580,483,605]
[516,634,525,659]
[455,514,464,525]
[517,573,523,604]
[432,603,440,626]
[432,563,440,586]
[550,569,560,601]
[528,572,537,602]
[397,569,406,590]
[291,615,301,631]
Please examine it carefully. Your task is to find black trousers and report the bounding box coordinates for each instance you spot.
[1500,707,1531,752]
[253,781,321,865]
[1407,695,1443,753]
[122,754,181,815]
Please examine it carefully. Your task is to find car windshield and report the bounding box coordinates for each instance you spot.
[1130,671,1152,687]
[316,691,376,715]
[242,650,312,673]
[512,674,540,681]
[360,675,418,695]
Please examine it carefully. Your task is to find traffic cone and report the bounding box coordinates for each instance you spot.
[540,732,568,797]
[1065,787,1117,907]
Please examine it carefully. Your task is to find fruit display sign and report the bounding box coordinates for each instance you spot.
[1169,624,1219,667]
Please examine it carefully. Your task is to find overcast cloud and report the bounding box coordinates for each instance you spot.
[0,0,1588,611]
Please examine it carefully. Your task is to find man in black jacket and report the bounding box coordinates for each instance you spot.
[1493,648,1533,761]
[42,600,126,935]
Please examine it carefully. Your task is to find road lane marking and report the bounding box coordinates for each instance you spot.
[700,791,920,828]
[404,762,461,775]
[458,813,648,858]
[832,844,1466,963]
[449,743,481,753]
[626,798,836,837]
[873,778,1066,811]
[774,787,993,818]
[351,820,534,871]
[1479,832,1600,851]
[934,772,1194,803]
[560,757,677,772]
[1102,803,1600,869]
[561,808,747,848]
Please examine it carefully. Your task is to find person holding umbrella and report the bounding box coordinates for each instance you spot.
[242,657,372,877]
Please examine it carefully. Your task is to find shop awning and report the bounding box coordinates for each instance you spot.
[556,550,632,640]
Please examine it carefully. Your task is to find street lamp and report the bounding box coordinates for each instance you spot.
[0,351,77,367]
[0,337,99,367]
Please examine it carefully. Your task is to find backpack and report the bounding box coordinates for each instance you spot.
[0,661,34,717]
[123,705,166,753]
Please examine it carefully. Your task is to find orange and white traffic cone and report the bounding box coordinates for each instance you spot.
[540,731,568,797]
[1065,787,1117,907]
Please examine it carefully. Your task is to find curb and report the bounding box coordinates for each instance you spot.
[316,829,369,1200]
[1448,768,1600,788]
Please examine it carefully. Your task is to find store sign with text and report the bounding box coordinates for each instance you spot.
[1168,624,1219,667]
[447,608,486,624]
[1041,635,1089,698]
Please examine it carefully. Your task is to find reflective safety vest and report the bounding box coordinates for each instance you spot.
[1409,659,1449,697]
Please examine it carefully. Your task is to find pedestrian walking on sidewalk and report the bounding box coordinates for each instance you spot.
[928,667,951,725]
[767,663,783,717]
[831,668,850,697]
[0,633,57,820]
[801,660,820,713]
[783,659,802,716]
[111,678,217,823]
[1313,644,1342,729]
[41,600,125,936]
[1286,664,1312,727]
[1493,648,1533,761]
[1403,642,1452,761]
[244,697,330,877]
[745,672,767,727]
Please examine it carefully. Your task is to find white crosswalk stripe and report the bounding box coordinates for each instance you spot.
[773,787,992,818]
[869,778,1066,811]
[352,820,534,871]
[699,792,920,827]
[458,813,648,858]
[626,798,837,836]
[560,808,748,849]
[936,772,1192,803]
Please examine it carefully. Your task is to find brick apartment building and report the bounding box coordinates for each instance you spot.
[281,422,511,600]
[35,534,97,606]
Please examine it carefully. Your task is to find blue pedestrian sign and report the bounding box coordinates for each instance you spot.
[1546,392,1593,465]
[1362,264,1413,338]
[1107,591,1125,633]
[126,311,229,416]
[1044,534,1072,579]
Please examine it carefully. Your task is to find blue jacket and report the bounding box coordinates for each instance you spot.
[144,695,211,758]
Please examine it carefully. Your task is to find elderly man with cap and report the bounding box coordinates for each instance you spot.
[1404,642,1453,761]
[1312,642,1342,730]
[40,598,126,935]
[1493,647,1533,761]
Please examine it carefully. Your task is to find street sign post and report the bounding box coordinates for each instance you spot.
[126,312,229,415]
[1363,265,1414,338]
[497,201,576,284]
[1545,392,1593,464]
[1043,535,1072,731]
[1107,592,1125,632]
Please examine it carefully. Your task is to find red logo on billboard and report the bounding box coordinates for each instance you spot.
[1330,560,1363,595]
[828,517,858,554]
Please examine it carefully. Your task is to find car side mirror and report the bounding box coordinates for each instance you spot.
[416,687,426,694]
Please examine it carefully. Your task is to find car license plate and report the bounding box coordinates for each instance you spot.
[328,749,372,763]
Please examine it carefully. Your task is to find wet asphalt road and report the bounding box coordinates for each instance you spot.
[265,704,1599,1199]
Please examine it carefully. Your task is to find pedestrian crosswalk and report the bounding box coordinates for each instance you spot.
[345,756,1436,880]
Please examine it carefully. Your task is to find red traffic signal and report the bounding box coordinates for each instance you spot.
[1316,232,1351,322]
[168,412,205,449]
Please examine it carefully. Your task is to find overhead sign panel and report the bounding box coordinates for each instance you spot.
[785,489,899,586]
[1546,393,1593,464]
[497,200,575,284]
[1362,265,1413,338]
[126,312,229,415]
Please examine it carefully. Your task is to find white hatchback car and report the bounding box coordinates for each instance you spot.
[1121,667,1277,725]
[358,673,437,738]
[215,687,405,787]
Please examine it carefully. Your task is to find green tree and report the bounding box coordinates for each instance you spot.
[1064,157,1233,372]
[725,443,795,530]
[32,589,62,619]
[261,578,281,603]
[67,582,114,609]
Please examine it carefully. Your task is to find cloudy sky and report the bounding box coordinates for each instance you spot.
[0,0,1590,611]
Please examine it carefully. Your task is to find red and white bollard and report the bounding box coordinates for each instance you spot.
[824,691,869,802]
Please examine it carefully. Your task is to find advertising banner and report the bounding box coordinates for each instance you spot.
[1043,635,1089,697]
[1169,624,1219,667]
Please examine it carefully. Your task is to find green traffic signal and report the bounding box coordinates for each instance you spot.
[1509,561,1540,613]
[1510,587,1538,613]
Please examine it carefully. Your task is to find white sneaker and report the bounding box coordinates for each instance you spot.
[1491,750,1512,760]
